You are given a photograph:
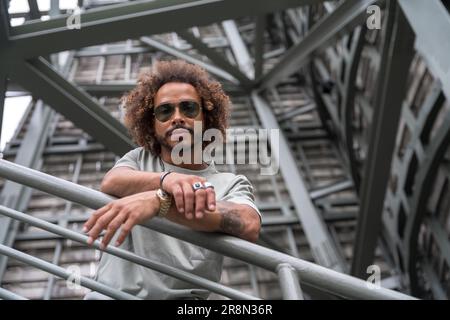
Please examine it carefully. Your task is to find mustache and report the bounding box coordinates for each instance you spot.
[166,124,193,137]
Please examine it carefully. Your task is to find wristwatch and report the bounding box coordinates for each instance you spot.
[156,188,172,218]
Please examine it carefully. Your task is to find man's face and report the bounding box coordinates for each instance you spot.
[154,82,204,151]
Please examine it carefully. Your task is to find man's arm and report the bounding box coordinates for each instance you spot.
[165,200,261,243]
[100,167,159,197]
[101,167,216,218]
[83,190,261,248]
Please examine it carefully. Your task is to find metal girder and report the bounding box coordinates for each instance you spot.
[254,15,266,80]
[76,45,151,57]
[309,180,353,201]
[9,57,135,156]
[8,0,319,59]
[222,20,255,79]
[80,81,245,96]
[251,92,345,272]
[0,75,6,142]
[399,0,450,101]
[139,36,239,84]
[10,10,69,20]
[27,0,41,20]
[351,5,415,279]
[403,112,450,296]
[0,0,10,43]
[0,100,54,281]
[226,23,344,271]
[257,0,376,91]
[177,30,252,87]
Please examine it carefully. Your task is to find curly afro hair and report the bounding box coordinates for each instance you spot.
[121,59,231,156]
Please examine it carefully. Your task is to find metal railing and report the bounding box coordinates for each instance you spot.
[0,159,417,300]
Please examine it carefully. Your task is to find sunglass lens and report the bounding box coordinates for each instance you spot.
[154,104,174,122]
[180,101,200,118]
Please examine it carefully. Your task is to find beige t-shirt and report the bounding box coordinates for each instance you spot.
[85,147,260,300]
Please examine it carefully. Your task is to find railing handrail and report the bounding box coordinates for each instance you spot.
[0,286,28,300]
[0,159,417,300]
[0,243,140,300]
[0,204,258,300]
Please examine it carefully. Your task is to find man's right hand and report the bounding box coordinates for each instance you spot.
[161,173,216,219]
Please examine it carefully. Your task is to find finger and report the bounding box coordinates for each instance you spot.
[101,213,127,249]
[115,218,135,247]
[182,183,195,219]
[194,189,206,219]
[172,184,184,214]
[83,204,110,233]
[87,208,119,245]
[205,188,216,211]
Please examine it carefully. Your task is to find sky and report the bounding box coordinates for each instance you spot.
[1,0,78,152]
[1,96,30,151]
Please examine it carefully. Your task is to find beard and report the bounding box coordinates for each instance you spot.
[155,124,194,151]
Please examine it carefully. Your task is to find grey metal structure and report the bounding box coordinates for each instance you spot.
[0,0,448,299]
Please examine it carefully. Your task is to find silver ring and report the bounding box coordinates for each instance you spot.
[192,182,203,191]
[203,182,214,189]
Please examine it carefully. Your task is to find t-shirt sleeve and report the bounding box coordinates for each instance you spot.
[221,175,262,221]
[112,148,141,171]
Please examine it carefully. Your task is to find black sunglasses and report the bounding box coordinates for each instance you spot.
[153,101,201,122]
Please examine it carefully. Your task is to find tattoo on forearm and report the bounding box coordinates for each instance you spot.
[218,202,244,237]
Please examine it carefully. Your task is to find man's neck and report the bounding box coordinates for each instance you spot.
[160,148,208,171]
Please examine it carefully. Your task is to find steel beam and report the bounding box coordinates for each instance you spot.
[251,92,345,272]
[76,45,151,57]
[139,36,239,84]
[0,0,9,43]
[177,30,252,87]
[9,0,320,60]
[404,113,450,295]
[310,180,353,201]
[257,0,376,90]
[80,82,245,96]
[27,0,41,20]
[254,15,266,80]
[399,0,450,101]
[9,9,69,19]
[74,37,229,58]
[225,24,344,271]
[10,57,135,156]
[222,20,255,79]
[0,75,6,143]
[351,5,415,278]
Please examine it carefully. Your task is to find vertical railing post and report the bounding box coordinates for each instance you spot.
[277,263,304,300]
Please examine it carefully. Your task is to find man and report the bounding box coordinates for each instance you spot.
[83,60,261,299]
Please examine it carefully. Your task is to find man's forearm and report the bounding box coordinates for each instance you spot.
[164,201,260,242]
[101,169,160,197]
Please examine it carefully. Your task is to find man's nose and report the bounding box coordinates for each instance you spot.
[170,106,185,125]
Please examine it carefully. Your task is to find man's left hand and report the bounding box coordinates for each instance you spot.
[82,190,160,249]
